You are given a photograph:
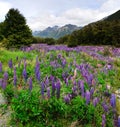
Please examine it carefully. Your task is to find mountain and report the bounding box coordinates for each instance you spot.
[104,10,120,21]
[57,10,120,47]
[33,24,82,39]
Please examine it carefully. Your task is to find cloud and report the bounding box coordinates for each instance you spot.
[0,1,12,21]
[0,0,120,31]
[28,0,120,31]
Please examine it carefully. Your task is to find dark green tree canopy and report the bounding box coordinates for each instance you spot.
[3,8,33,48]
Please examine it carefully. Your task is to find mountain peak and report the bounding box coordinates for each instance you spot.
[33,24,82,39]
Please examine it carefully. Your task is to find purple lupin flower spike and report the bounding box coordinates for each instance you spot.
[4,71,8,80]
[118,116,120,127]
[90,87,94,96]
[102,114,106,127]
[47,87,50,98]
[22,68,27,82]
[93,97,99,107]
[56,80,61,99]
[41,82,44,98]
[8,59,13,69]
[28,77,32,91]
[64,95,70,104]
[110,93,116,108]
[102,102,109,112]
[35,62,40,81]
[0,62,2,72]
[85,90,90,104]
[2,80,7,90]
[13,75,17,86]
[80,81,84,97]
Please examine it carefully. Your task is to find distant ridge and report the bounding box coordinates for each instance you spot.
[104,10,120,21]
[33,24,82,39]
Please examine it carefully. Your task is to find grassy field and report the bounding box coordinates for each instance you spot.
[0,45,120,127]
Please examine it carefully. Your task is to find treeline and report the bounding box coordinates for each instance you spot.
[57,20,120,47]
[32,20,120,47]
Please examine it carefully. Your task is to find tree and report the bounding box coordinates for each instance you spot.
[3,8,33,48]
[0,22,5,41]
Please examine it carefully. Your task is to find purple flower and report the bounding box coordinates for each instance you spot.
[50,75,54,81]
[41,82,45,98]
[110,94,116,108]
[64,95,70,104]
[28,77,32,91]
[22,68,27,82]
[47,87,50,98]
[90,87,94,96]
[102,102,109,112]
[118,116,120,127]
[8,59,13,69]
[4,72,8,80]
[13,67,17,86]
[85,90,90,104]
[80,81,84,97]
[52,82,56,96]
[45,76,49,86]
[35,62,40,81]
[93,97,99,107]
[13,75,17,86]
[56,80,61,99]
[2,80,7,89]
[0,62,2,72]
[102,114,106,127]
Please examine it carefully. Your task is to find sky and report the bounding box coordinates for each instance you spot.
[0,0,120,31]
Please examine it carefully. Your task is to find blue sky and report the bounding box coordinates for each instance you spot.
[0,0,120,31]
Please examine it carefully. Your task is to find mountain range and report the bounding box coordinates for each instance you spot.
[33,24,82,39]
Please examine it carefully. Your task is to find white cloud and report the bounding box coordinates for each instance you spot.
[0,0,120,31]
[28,0,120,31]
[0,1,12,21]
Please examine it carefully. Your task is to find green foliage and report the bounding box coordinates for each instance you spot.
[57,14,120,47]
[3,8,33,48]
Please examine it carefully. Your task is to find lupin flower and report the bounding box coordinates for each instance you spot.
[8,59,13,69]
[102,114,106,127]
[13,75,17,86]
[85,90,90,104]
[2,80,7,89]
[80,81,84,97]
[110,93,116,108]
[4,71,8,80]
[41,82,45,98]
[56,80,61,99]
[35,61,40,81]
[90,87,94,96]
[64,95,70,104]
[49,75,55,82]
[102,102,109,112]
[52,82,56,96]
[93,97,99,107]
[22,68,27,82]
[47,87,50,98]
[118,116,120,127]
[0,62,2,72]
[28,77,32,91]
[13,67,17,86]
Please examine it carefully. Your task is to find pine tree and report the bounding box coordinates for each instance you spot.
[4,8,33,48]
